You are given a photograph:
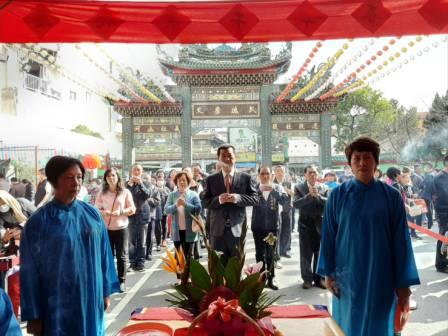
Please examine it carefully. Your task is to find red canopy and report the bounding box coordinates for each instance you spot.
[0,0,447,43]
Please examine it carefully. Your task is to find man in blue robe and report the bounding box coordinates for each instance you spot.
[20,156,119,335]
[317,137,420,336]
[0,288,21,335]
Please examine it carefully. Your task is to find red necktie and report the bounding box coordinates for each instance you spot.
[225,174,232,193]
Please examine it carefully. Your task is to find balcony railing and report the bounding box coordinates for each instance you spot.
[23,73,61,100]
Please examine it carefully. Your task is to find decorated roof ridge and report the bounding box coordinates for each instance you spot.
[269,97,338,114]
[179,43,273,60]
[114,101,182,107]
[270,97,339,104]
[158,43,292,73]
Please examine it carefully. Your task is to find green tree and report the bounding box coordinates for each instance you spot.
[333,87,396,152]
[11,160,36,182]
[419,90,448,162]
[71,124,104,139]
[424,90,448,129]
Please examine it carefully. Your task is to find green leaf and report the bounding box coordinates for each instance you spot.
[190,259,212,291]
[238,273,260,293]
[186,284,207,302]
[224,257,241,291]
[209,250,225,287]
[173,284,189,297]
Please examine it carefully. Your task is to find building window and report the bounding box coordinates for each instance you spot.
[69,91,77,101]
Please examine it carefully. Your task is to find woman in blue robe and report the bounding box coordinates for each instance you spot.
[317,137,420,336]
[0,288,21,335]
[20,156,120,336]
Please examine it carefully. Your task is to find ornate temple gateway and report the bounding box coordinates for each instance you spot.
[114,44,337,173]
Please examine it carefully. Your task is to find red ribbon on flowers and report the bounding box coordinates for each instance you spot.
[207,297,241,322]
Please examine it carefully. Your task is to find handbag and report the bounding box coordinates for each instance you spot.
[107,193,119,227]
[408,202,422,217]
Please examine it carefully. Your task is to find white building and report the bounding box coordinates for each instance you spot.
[0,43,122,167]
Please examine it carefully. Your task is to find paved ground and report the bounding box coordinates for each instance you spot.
[104,219,448,336]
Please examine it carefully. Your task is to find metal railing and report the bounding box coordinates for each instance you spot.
[23,73,61,100]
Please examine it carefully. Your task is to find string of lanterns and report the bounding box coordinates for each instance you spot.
[95,44,162,103]
[320,37,406,100]
[290,41,351,102]
[347,35,447,95]
[332,35,426,97]
[304,38,376,101]
[276,41,324,102]
[74,44,149,103]
[9,44,123,103]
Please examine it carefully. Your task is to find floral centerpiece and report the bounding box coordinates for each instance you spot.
[161,214,282,336]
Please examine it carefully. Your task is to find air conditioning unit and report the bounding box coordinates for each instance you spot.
[0,46,8,63]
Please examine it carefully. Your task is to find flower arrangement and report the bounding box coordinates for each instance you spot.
[161,214,282,336]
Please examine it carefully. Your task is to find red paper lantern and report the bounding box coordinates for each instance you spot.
[82,154,102,170]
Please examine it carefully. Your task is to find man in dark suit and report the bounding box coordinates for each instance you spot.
[202,144,259,265]
[293,165,328,289]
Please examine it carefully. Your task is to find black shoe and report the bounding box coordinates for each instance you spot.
[134,265,145,272]
[156,245,161,252]
[302,282,312,289]
[145,254,152,261]
[280,253,291,258]
[314,280,326,289]
[436,268,448,274]
[267,279,279,290]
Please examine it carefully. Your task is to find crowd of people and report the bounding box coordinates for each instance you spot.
[0,138,447,335]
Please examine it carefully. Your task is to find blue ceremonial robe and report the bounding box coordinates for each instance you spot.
[317,179,420,336]
[20,200,120,336]
[0,288,22,335]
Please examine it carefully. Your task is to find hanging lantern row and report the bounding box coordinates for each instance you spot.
[24,43,57,65]
[74,44,147,103]
[305,38,376,101]
[347,36,448,96]
[10,44,122,103]
[290,41,351,102]
[319,36,413,100]
[323,36,424,99]
[276,41,324,102]
[332,35,427,97]
[95,44,162,103]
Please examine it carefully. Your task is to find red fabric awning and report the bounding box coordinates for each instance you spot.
[0,0,447,43]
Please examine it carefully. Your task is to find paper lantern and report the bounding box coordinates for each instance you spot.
[82,154,102,170]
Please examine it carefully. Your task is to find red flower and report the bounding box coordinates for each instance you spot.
[207,297,241,323]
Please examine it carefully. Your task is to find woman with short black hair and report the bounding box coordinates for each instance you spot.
[165,172,201,259]
[20,156,119,336]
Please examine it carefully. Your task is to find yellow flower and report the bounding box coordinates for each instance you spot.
[176,246,186,273]
[161,247,186,275]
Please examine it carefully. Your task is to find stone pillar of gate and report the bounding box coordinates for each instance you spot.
[319,111,332,169]
[260,85,274,166]
[180,87,192,167]
[122,116,134,179]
